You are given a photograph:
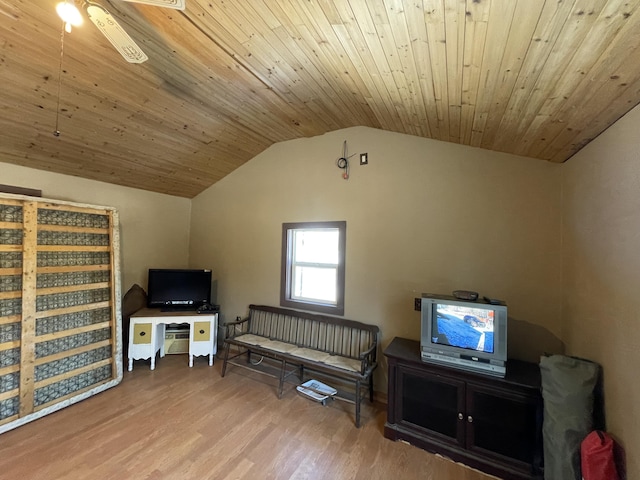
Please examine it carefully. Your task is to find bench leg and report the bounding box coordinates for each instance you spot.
[355,379,361,428]
[221,343,231,377]
[369,375,374,402]
[299,364,305,382]
[278,360,287,399]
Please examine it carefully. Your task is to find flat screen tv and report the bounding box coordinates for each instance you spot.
[420,293,508,377]
[147,269,212,310]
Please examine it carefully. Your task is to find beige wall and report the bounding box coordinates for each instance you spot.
[3,114,635,474]
[562,104,640,479]
[0,162,191,291]
[190,127,564,383]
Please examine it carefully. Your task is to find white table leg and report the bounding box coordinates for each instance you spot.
[151,357,155,370]
[189,354,194,367]
[209,353,213,366]
[159,323,166,358]
[128,358,133,371]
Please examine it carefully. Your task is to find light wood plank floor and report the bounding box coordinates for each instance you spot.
[0,354,497,479]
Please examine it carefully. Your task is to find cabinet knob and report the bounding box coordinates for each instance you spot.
[139,331,146,337]
[467,415,473,423]
[199,329,205,334]
[458,413,463,420]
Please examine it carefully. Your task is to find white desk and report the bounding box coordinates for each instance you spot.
[128,308,218,371]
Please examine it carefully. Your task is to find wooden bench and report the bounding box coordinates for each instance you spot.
[221,304,379,427]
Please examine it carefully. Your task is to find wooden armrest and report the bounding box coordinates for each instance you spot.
[224,316,249,338]
[224,316,249,326]
[358,343,377,374]
[359,343,377,360]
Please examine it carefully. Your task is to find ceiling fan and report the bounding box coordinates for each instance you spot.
[56,0,185,64]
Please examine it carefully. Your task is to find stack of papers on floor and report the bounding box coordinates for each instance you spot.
[296,379,337,404]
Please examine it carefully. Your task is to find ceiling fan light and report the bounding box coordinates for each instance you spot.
[56,2,83,27]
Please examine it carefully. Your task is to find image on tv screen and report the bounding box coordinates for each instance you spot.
[432,304,495,353]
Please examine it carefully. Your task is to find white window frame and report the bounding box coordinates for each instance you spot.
[280,221,346,316]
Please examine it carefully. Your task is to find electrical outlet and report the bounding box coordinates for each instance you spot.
[360,153,368,165]
[414,297,421,311]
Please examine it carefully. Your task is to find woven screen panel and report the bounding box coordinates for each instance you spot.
[0,397,19,420]
[36,288,111,312]
[35,328,112,358]
[0,347,20,369]
[38,231,109,246]
[35,346,112,382]
[0,229,22,245]
[37,271,110,289]
[0,196,121,434]
[0,323,20,344]
[37,209,109,228]
[0,298,21,317]
[34,365,113,407]
[0,204,22,223]
[0,252,21,269]
[0,371,19,393]
[0,275,21,293]
[37,251,110,268]
[36,308,111,336]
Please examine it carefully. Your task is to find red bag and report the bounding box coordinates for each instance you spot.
[580,430,619,480]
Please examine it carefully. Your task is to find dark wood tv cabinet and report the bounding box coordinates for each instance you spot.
[384,337,543,480]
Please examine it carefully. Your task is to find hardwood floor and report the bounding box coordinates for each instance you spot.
[0,354,497,480]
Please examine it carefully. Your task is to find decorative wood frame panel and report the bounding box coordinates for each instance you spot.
[0,193,122,434]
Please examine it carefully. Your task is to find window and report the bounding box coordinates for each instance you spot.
[280,221,346,315]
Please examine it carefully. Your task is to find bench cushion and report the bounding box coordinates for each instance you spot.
[323,355,362,373]
[233,333,265,345]
[288,347,331,363]
[258,339,298,354]
[232,335,363,374]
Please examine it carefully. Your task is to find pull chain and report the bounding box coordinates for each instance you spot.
[53,21,65,137]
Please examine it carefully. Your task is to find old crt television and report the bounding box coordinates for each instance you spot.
[147,269,212,310]
[420,293,508,377]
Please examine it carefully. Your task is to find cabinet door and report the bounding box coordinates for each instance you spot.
[466,382,542,471]
[397,365,466,447]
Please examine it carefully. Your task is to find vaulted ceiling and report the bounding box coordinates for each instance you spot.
[2,0,640,198]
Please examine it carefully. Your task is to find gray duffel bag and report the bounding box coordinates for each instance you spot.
[539,354,600,480]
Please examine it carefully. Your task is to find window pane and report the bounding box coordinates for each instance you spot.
[293,229,339,264]
[292,266,337,303]
[281,220,345,316]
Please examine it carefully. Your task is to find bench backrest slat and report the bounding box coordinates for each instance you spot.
[245,304,379,360]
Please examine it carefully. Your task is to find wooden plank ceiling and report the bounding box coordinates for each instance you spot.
[1,0,640,198]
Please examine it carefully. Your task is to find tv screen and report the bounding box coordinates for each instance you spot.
[420,293,507,377]
[432,303,495,353]
[147,269,212,309]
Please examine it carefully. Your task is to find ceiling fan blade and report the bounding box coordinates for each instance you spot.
[85,4,148,64]
[121,0,186,10]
